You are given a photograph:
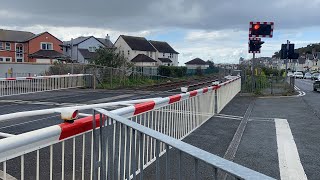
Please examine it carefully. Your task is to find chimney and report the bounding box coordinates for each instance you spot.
[106,34,110,40]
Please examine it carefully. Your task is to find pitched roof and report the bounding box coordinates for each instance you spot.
[96,38,114,48]
[185,58,207,65]
[29,50,69,59]
[120,35,156,52]
[158,58,172,63]
[149,40,179,54]
[63,36,114,48]
[0,29,35,42]
[131,54,157,63]
[78,49,96,60]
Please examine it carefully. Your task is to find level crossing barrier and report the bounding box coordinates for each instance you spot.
[0,74,93,97]
[0,76,273,179]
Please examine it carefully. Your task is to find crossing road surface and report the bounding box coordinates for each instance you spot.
[0,89,177,135]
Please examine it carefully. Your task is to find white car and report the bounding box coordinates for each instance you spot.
[287,72,294,77]
[294,72,304,79]
[304,72,312,79]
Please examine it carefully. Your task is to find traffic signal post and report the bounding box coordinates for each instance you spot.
[248,21,274,92]
[248,38,264,92]
[280,40,299,79]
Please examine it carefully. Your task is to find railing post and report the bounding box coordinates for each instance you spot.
[92,110,99,180]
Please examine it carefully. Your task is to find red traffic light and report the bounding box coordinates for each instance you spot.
[253,24,260,30]
[249,22,274,38]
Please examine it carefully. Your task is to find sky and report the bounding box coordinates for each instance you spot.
[1,0,320,65]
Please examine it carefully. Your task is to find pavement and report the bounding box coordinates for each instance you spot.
[142,78,320,179]
[1,78,320,179]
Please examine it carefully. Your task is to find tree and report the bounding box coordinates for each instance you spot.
[92,47,132,68]
[206,60,215,69]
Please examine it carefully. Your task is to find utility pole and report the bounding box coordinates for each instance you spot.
[251,52,255,92]
[285,40,289,79]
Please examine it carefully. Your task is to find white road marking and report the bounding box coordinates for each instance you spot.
[0,170,17,180]
[215,115,242,120]
[216,114,243,118]
[275,118,308,180]
[0,115,58,131]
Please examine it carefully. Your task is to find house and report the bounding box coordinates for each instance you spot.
[114,35,157,67]
[131,54,157,67]
[61,35,114,64]
[185,58,209,69]
[114,35,179,67]
[149,40,179,66]
[0,29,66,63]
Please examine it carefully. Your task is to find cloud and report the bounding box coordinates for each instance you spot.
[1,0,320,31]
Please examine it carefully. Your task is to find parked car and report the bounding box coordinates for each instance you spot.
[294,72,304,79]
[304,72,312,79]
[287,72,294,77]
[313,79,320,91]
[312,73,320,80]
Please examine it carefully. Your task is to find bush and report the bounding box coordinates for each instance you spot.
[158,66,187,78]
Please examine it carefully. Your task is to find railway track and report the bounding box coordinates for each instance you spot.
[141,75,221,91]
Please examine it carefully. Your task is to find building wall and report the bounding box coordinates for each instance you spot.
[0,42,16,62]
[132,62,156,67]
[154,52,178,66]
[186,64,209,69]
[0,42,31,63]
[0,62,52,78]
[28,32,63,63]
[76,37,105,63]
[28,32,62,54]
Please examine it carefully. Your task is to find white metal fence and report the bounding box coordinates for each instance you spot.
[0,74,93,97]
[0,76,273,179]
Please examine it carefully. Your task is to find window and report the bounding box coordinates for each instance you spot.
[5,42,10,51]
[128,50,130,56]
[41,42,53,50]
[88,47,97,52]
[163,53,165,57]
[0,57,11,62]
[0,42,3,50]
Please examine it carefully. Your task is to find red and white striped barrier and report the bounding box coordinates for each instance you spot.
[0,74,91,81]
[0,74,93,97]
[0,76,241,163]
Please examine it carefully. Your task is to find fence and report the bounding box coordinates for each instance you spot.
[241,75,293,95]
[0,74,93,97]
[0,76,273,179]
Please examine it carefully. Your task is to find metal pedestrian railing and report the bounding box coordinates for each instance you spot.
[90,108,274,180]
[0,74,93,97]
[0,76,273,179]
